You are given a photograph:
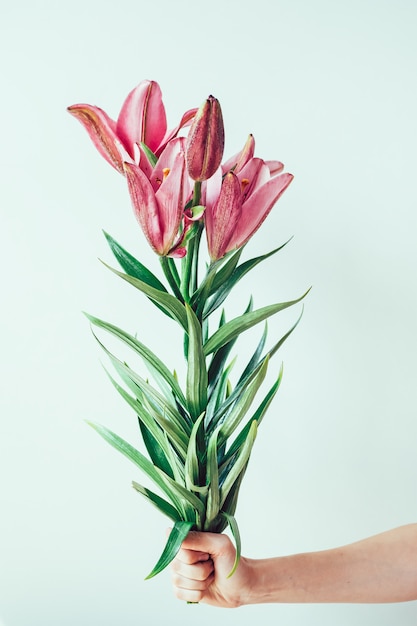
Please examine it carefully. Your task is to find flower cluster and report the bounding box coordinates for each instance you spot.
[69,80,305,581]
[68,79,293,261]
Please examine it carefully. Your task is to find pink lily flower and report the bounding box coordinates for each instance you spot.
[186,95,225,181]
[205,156,294,260]
[67,80,197,175]
[222,134,284,177]
[123,139,192,257]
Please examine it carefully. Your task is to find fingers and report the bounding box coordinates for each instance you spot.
[171,540,215,602]
[170,531,237,605]
[171,558,214,602]
[176,545,211,566]
[171,568,215,602]
[179,530,233,556]
[172,555,214,581]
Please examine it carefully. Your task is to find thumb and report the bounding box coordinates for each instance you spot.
[181,531,235,560]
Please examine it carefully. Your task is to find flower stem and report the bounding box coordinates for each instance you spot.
[160,256,183,302]
[191,222,204,295]
[181,182,203,302]
[193,181,202,206]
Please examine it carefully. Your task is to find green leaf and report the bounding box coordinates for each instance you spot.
[203,289,310,355]
[222,368,283,465]
[189,249,242,314]
[209,248,244,294]
[221,512,241,578]
[87,421,204,520]
[206,357,236,425]
[160,256,183,302]
[204,427,220,529]
[207,356,266,436]
[106,354,191,442]
[85,313,187,408]
[100,261,188,330]
[220,463,246,519]
[204,241,292,318]
[145,520,194,579]
[139,142,158,167]
[185,414,207,494]
[238,322,268,383]
[218,356,269,445]
[265,306,305,362]
[207,297,253,392]
[86,421,186,515]
[139,420,175,480]
[107,368,188,460]
[219,420,257,508]
[131,481,181,522]
[103,231,167,292]
[185,304,208,421]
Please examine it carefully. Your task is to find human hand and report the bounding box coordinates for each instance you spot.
[170,531,252,607]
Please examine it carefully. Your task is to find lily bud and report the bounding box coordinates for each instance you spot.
[186,95,225,181]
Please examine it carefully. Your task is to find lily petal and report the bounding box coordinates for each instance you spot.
[237,158,270,200]
[117,80,167,155]
[67,104,129,174]
[205,172,242,261]
[157,108,198,156]
[124,162,164,254]
[231,173,294,250]
[150,137,186,191]
[222,134,255,174]
[155,152,188,255]
[266,160,284,175]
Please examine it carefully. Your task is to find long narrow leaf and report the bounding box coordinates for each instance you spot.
[87,421,204,519]
[103,231,167,292]
[86,421,186,515]
[219,421,257,508]
[206,357,236,426]
[138,420,175,480]
[207,297,253,392]
[204,427,220,529]
[238,322,268,384]
[107,353,191,438]
[106,372,188,458]
[85,313,187,407]
[145,521,194,579]
[222,368,283,465]
[265,306,305,362]
[204,290,310,355]
[190,248,243,311]
[209,248,244,294]
[207,357,266,436]
[185,414,207,494]
[204,241,292,318]
[131,481,181,522]
[100,261,188,329]
[218,357,269,445]
[221,512,242,578]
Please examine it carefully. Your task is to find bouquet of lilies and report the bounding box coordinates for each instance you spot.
[68,80,307,579]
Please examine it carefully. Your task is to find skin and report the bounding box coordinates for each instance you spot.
[171,524,417,607]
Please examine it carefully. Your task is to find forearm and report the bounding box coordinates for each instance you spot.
[243,524,417,605]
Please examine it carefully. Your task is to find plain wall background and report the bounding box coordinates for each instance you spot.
[1,0,416,624]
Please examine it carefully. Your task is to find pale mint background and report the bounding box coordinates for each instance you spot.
[1,0,416,624]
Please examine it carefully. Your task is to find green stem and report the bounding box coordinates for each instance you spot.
[191,223,204,295]
[180,181,203,302]
[181,236,195,302]
[193,181,202,206]
[160,257,183,302]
